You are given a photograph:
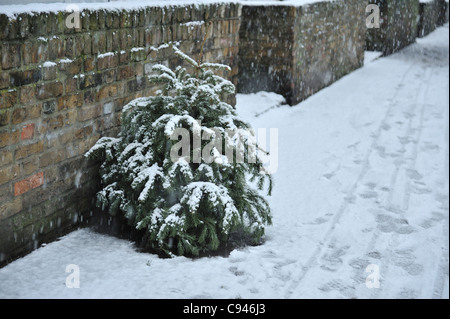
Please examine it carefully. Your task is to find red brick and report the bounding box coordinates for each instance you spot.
[14,171,44,196]
[21,123,35,140]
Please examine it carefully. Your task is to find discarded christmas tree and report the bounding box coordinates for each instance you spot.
[86,44,272,257]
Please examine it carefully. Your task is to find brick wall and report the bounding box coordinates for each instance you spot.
[366,0,420,55]
[238,0,366,105]
[293,0,366,104]
[447,1,450,23]
[238,5,296,102]
[0,2,241,267]
[418,0,448,38]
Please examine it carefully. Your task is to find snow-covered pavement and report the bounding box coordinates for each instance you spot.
[0,25,448,299]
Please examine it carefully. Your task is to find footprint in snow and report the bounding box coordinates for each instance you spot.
[381,123,391,131]
[376,146,388,158]
[366,251,382,260]
[347,141,360,149]
[391,249,424,276]
[376,218,397,233]
[398,136,412,145]
[396,225,416,235]
[323,172,335,180]
[349,258,370,270]
[397,288,420,299]
[376,213,415,234]
[434,193,449,207]
[412,187,432,195]
[319,279,356,298]
[191,294,213,299]
[308,216,328,225]
[249,287,259,294]
[320,244,350,272]
[349,258,372,284]
[406,169,423,181]
[365,182,377,189]
[360,190,378,199]
[419,212,445,229]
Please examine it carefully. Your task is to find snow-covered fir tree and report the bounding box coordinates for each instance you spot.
[86,44,272,257]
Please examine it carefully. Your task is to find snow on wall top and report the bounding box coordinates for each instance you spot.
[0,1,223,18]
[239,0,333,6]
[0,0,333,19]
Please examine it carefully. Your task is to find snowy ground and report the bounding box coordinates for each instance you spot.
[0,25,448,299]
